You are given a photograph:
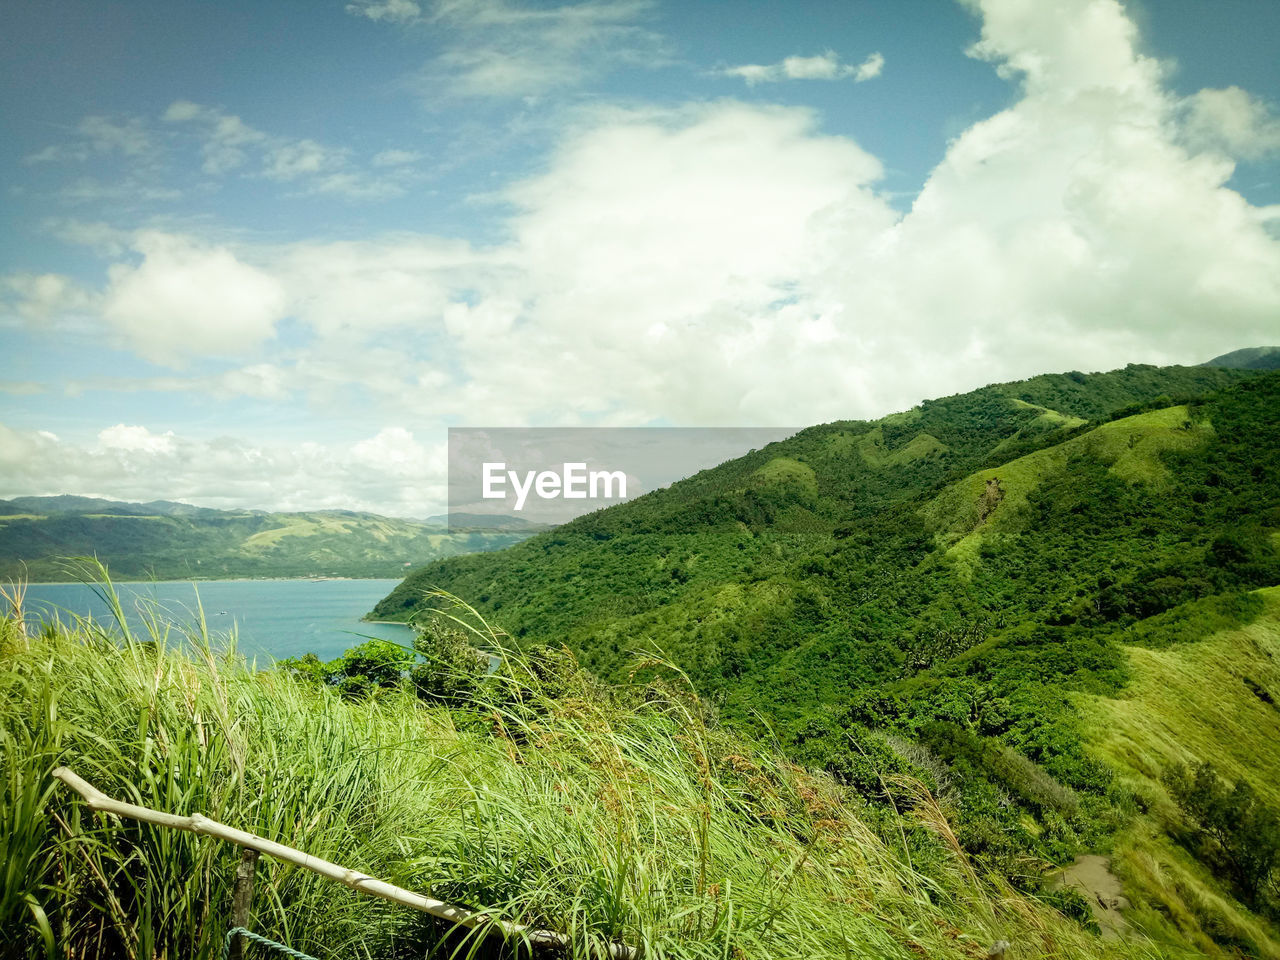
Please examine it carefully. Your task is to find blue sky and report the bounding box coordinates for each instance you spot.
[2,0,1279,516]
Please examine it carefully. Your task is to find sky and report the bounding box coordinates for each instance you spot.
[1,0,1278,517]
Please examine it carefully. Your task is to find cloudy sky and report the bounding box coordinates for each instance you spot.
[2,0,1278,517]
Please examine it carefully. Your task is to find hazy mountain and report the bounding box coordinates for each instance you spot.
[1204,345,1280,370]
[0,497,536,581]
[423,512,553,531]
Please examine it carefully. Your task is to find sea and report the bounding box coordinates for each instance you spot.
[15,579,415,664]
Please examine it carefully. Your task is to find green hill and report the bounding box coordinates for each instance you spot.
[374,362,1280,955]
[1078,588,1280,953]
[372,362,1260,657]
[1204,346,1280,370]
[0,497,535,581]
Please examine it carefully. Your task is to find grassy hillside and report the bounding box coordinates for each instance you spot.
[0,599,1171,960]
[374,364,1253,629]
[1077,588,1280,955]
[374,363,1280,954]
[0,498,535,580]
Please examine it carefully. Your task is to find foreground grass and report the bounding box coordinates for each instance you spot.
[2,589,1170,960]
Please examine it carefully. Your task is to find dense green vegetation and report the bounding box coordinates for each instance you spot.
[376,363,1280,954]
[0,496,535,581]
[1,592,1166,960]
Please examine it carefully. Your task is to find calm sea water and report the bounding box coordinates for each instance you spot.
[17,579,415,663]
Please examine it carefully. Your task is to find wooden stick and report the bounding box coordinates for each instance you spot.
[230,847,258,960]
[52,767,635,959]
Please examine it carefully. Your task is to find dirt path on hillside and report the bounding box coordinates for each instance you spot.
[1052,855,1131,939]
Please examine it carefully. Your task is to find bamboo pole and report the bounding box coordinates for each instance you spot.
[52,767,635,959]
[230,847,258,960]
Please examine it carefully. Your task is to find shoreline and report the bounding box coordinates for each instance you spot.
[16,576,408,587]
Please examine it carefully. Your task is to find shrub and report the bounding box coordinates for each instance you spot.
[1164,761,1280,914]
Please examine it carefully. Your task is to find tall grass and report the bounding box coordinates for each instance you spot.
[2,577,1173,959]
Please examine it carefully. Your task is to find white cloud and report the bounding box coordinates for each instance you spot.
[163,102,269,175]
[393,0,667,99]
[346,0,423,24]
[351,427,444,478]
[0,422,449,516]
[101,232,288,366]
[275,236,478,340]
[161,101,410,198]
[25,116,155,164]
[77,115,154,157]
[854,51,884,82]
[162,100,203,122]
[422,0,1277,423]
[25,102,417,203]
[3,272,95,322]
[98,424,176,454]
[1183,86,1280,162]
[42,219,133,257]
[721,50,885,85]
[371,148,422,167]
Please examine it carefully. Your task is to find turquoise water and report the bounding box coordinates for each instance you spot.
[17,579,414,663]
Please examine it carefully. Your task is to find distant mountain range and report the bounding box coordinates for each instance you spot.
[0,497,538,581]
[422,512,550,531]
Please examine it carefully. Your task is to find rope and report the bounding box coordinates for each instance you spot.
[222,926,321,960]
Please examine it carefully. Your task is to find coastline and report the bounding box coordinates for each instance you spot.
[17,576,408,586]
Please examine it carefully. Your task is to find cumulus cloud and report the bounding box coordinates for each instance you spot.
[1182,86,1280,162]
[0,422,448,516]
[51,0,1280,424]
[720,50,884,85]
[430,0,1277,422]
[101,232,288,366]
[274,236,480,340]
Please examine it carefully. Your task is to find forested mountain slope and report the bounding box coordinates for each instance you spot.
[374,362,1261,663]
[376,362,1280,955]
